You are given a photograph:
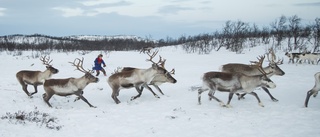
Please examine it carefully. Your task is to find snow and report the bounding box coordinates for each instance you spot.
[68,35,145,41]
[0,45,319,137]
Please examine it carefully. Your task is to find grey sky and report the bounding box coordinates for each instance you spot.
[0,0,319,39]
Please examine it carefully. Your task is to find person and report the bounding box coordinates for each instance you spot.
[93,54,106,76]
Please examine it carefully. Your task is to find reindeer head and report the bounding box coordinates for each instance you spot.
[40,56,59,74]
[147,50,177,84]
[251,55,276,89]
[266,48,285,76]
[70,58,99,83]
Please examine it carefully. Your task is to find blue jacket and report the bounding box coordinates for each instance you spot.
[93,58,105,70]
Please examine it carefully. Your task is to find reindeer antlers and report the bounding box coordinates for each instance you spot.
[113,67,123,74]
[169,68,175,75]
[146,50,159,64]
[69,58,92,73]
[146,50,166,67]
[267,48,283,65]
[251,55,268,76]
[146,50,175,75]
[40,55,53,66]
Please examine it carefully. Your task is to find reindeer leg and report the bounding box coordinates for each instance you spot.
[42,92,54,108]
[30,82,43,96]
[136,84,159,99]
[22,84,31,96]
[305,90,314,107]
[145,85,159,98]
[207,83,216,101]
[262,87,278,102]
[111,89,121,104]
[208,91,215,101]
[19,79,31,96]
[207,90,225,107]
[198,88,207,105]
[131,86,143,101]
[75,92,96,108]
[153,85,164,95]
[74,91,84,102]
[30,84,38,96]
[225,93,234,108]
[313,90,318,98]
[236,93,246,100]
[249,92,264,107]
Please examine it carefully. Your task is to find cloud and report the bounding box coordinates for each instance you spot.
[294,2,320,7]
[53,1,134,17]
[158,5,193,15]
[52,7,87,17]
[80,0,132,7]
[0,7,6,16]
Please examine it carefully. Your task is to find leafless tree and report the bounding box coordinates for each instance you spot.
[248,23,260,47]
[288,15,302,50]
[310,18,320,52]
[270,15,287,48]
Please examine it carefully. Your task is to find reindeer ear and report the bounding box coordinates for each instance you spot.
[152,64,158,69]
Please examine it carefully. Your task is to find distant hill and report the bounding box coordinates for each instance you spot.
[0,34,157,51]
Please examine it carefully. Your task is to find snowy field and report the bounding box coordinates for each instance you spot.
[0,45,319,137]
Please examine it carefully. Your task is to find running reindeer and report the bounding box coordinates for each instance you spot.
[16,56,59,97]
[119,50,176,96]
[42,58,99,108]
[139,46,155,54]
[285,52,301,64]
[198,55,276,108]
[304,72,320,107]
[220,48,284,101]
[108,50,177,104]
[296,53,320,65]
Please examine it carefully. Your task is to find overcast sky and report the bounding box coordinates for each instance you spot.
[0,0,319,40]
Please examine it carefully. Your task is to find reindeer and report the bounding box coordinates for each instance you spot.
[296,53,320,65]
[220,49,284,101]
[285,52,301,64]
[16,56,59,97]
[42,58,99,108]
[107,51,177,104]
[139,46,155,54]
[304,72,320,107]
[198,55,276,108]
[119,52,176,96]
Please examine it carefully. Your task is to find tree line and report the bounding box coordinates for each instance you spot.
[179,15,320,54]
[0,15,319,54]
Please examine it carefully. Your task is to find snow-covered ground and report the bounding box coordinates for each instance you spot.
[0,45,319,137]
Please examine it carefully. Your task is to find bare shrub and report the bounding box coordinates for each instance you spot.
[1,108,63,130]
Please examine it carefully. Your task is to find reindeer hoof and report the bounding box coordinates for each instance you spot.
[155,95,160,98]
[220,103,227,107]
[74,97,81,102]
[271,98,279,102]
[222,104,232,108]
[238,97,245,100]
[259,103,265,107]
[130,96,136,101]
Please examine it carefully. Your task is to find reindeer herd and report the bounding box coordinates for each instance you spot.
[285,52,320,65]
[15,49,320,108]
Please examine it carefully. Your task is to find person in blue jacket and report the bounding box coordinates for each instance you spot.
[93,54,106,76]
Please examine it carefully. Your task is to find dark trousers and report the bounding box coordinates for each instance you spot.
[96,68,106,76]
